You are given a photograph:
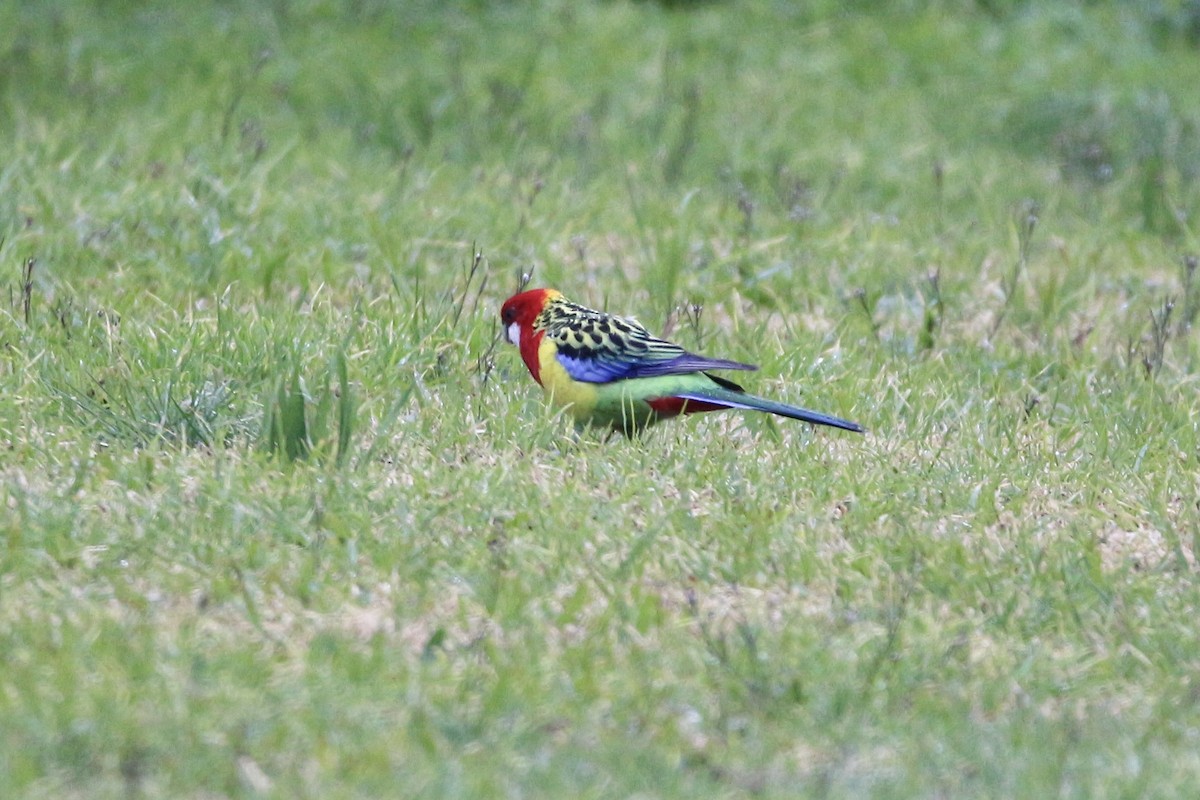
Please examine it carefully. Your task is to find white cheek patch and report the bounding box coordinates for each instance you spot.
[506,322,521,347]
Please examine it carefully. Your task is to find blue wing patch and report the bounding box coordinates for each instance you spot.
[556,352,630,383]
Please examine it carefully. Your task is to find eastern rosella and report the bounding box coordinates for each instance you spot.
[500,288,863,435]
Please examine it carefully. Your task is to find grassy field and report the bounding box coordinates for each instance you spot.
[3,0,1200,796]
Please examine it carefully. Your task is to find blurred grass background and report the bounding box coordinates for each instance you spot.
[2,1,1200,797]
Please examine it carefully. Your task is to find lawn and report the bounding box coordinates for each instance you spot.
[2,0,1200,797]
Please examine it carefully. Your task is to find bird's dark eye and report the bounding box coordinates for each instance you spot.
[502,307,515,323]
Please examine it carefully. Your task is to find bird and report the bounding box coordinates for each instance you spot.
[499,288,863,436]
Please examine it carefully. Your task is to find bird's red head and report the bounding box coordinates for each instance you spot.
[500,288,562,385]
[500,288,560,343]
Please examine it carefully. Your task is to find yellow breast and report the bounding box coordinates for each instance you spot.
[536,337,598,420]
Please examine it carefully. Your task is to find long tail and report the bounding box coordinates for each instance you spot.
[674,385,864,433]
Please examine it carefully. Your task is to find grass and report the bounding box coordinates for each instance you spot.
[2,0,1200,796]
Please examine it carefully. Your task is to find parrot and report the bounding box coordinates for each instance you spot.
[499,288,863,436]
